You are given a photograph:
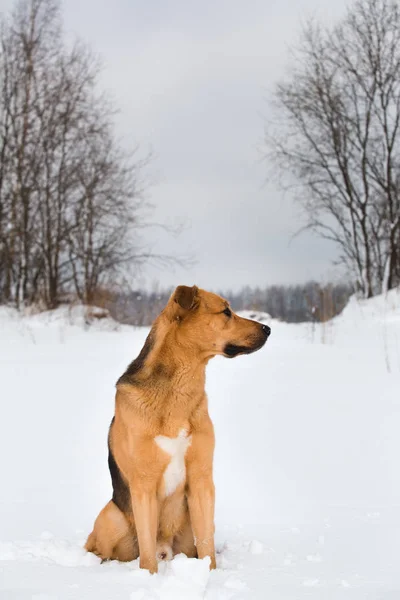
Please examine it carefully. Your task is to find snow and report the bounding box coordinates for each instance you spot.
[236,310,271,324]
[1,290,400,599]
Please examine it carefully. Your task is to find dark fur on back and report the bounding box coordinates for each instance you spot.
[110,328,158,513]
[108,418,132,515]
[116,329,155,385]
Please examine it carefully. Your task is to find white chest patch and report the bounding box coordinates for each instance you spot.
[154,428,192,496]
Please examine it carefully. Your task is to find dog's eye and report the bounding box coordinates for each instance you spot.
[222,307,232,317]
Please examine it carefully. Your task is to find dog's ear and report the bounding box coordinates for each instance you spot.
[174,285,199,311]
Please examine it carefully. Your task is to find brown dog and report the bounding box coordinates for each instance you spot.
[85,286,270,573]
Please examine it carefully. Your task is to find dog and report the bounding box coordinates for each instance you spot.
[85,285,270,573]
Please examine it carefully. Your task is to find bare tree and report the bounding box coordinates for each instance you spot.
[265,0,400,297]
[0,20,14,301]
[0,0,174,310]
[68,126,145,304]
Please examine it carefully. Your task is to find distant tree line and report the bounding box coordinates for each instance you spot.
[227,282,353,323]
[0,0,170,310]
[107,281,353,326]
[266,0,400,298]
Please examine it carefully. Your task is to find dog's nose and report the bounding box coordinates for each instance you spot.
[262,324,271,337]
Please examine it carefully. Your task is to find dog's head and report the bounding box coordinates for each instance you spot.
[163,285,270,359]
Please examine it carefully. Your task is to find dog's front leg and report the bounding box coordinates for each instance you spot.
[130,488,158,573]
[187,476,216,569]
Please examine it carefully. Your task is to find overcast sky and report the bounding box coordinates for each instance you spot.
[11,0,352,290]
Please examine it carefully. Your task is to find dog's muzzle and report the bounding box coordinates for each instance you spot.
[223,324,271,358]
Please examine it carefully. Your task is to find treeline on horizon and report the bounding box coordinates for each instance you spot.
[108,281,354,326]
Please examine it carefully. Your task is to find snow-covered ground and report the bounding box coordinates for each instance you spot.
[1,291,400,599]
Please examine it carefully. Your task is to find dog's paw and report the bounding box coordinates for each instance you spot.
[156,542,173,562]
